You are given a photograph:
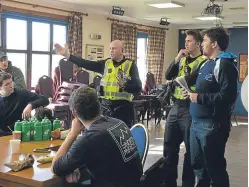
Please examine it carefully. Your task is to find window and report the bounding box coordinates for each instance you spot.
[53,24,67,46]
[32,22,50,51]
[31,54,49,87]
[3,12,68,89]
[7,53,27,81]
[6,18,27,50]
[137,33,148,87]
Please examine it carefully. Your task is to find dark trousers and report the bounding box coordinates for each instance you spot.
[101,99,134,128]
[190,118,230,187]
[163,104,195,187]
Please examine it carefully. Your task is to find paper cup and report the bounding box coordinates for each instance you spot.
[10,139,21,154]
[13,131,22,140]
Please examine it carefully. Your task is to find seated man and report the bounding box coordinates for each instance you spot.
[51,86,142,187]
[0,72,49,132]
[0,52,26,89]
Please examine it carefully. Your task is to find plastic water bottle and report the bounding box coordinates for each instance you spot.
[22,120,30,142]
[53,118,61,130]
[42,120,50,141]
[34,121,42,141]
[14,120,22,131]
[29,121,35,141]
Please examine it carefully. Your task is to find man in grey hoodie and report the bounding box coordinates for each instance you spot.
[0,51,26,89]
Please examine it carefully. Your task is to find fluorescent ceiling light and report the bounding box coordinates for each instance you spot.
[194,16,224,21]
[148,1,184,8]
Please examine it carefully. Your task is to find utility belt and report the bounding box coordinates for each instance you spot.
[172,97,190,107]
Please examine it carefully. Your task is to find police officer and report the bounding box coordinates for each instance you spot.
[163,30,207,187]
[54,40,142,127]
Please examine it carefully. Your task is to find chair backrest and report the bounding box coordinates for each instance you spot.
[93,75,102,89]
[76,70,90,85]
[36,75,54,98]
[147,72,156,90]
[130,123,149,167]
[59,58,74,83]
[53,81,87,102]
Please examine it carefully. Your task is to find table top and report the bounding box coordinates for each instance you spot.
[0,136,65,187]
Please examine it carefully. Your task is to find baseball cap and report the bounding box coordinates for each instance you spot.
[0,51,7,60]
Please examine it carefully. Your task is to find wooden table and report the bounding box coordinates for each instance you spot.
[0,136,76,187]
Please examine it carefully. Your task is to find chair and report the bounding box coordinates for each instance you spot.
[59,58,74,83]
[143,72,156,95]
[130,123,149,167]
[35,75,54,98]
[76,70,90,85]
[93,75,102,89]
[131,99,147,124]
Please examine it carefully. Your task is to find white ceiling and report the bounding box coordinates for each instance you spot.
[32,0,248,28]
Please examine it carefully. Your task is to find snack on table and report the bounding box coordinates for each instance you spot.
[51,128,61,140]
[60,129,70,140]
[37,155,54,164]
[4,154,35,172]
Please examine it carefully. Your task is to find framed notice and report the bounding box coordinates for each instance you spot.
[239,53,248,83]
[85,44,104,61]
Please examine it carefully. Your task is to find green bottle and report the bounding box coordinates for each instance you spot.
[14,120,22,131]
[42,120,50,141]
[29,121,35,141]
[53,118,61,130]
[22,120,30,142]
[34,122,42,141]
[47,119,52,139]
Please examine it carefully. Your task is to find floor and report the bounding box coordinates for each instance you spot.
[143,119,248,187]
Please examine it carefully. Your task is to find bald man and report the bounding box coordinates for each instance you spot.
[54,41,142,127]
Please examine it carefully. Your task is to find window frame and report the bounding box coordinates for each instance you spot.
[137,32,148,87]
[1,11,68,90]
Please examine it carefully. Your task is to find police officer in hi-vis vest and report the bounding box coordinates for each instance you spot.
[162,30,207,187]
[54,40,142,127]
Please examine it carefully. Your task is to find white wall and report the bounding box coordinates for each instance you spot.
[163,27,179,83]
[82,14,111,82]
[82,14,111,59]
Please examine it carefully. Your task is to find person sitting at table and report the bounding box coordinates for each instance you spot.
[0,72,49,132]
[51,86,142,187]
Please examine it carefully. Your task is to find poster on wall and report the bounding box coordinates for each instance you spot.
[239,53,248,83]
[85,44,104,80]
[86,44,104,61]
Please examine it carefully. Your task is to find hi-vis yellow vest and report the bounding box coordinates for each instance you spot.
[100,59,134,101]
[173,56,207,100]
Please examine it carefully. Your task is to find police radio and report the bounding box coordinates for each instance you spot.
[184,65,191,76]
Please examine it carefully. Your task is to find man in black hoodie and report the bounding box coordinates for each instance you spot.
[51,86,142,187]
[0,72,49,132]
[182,27,238,187]
[0,51,26,89]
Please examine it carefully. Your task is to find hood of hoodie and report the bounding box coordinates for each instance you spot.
[216,52,238,66]
[6,61,13,73]
[216,52,237,59]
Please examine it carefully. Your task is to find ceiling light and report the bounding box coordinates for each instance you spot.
[194,15,224,21]
[148,1,185,8]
